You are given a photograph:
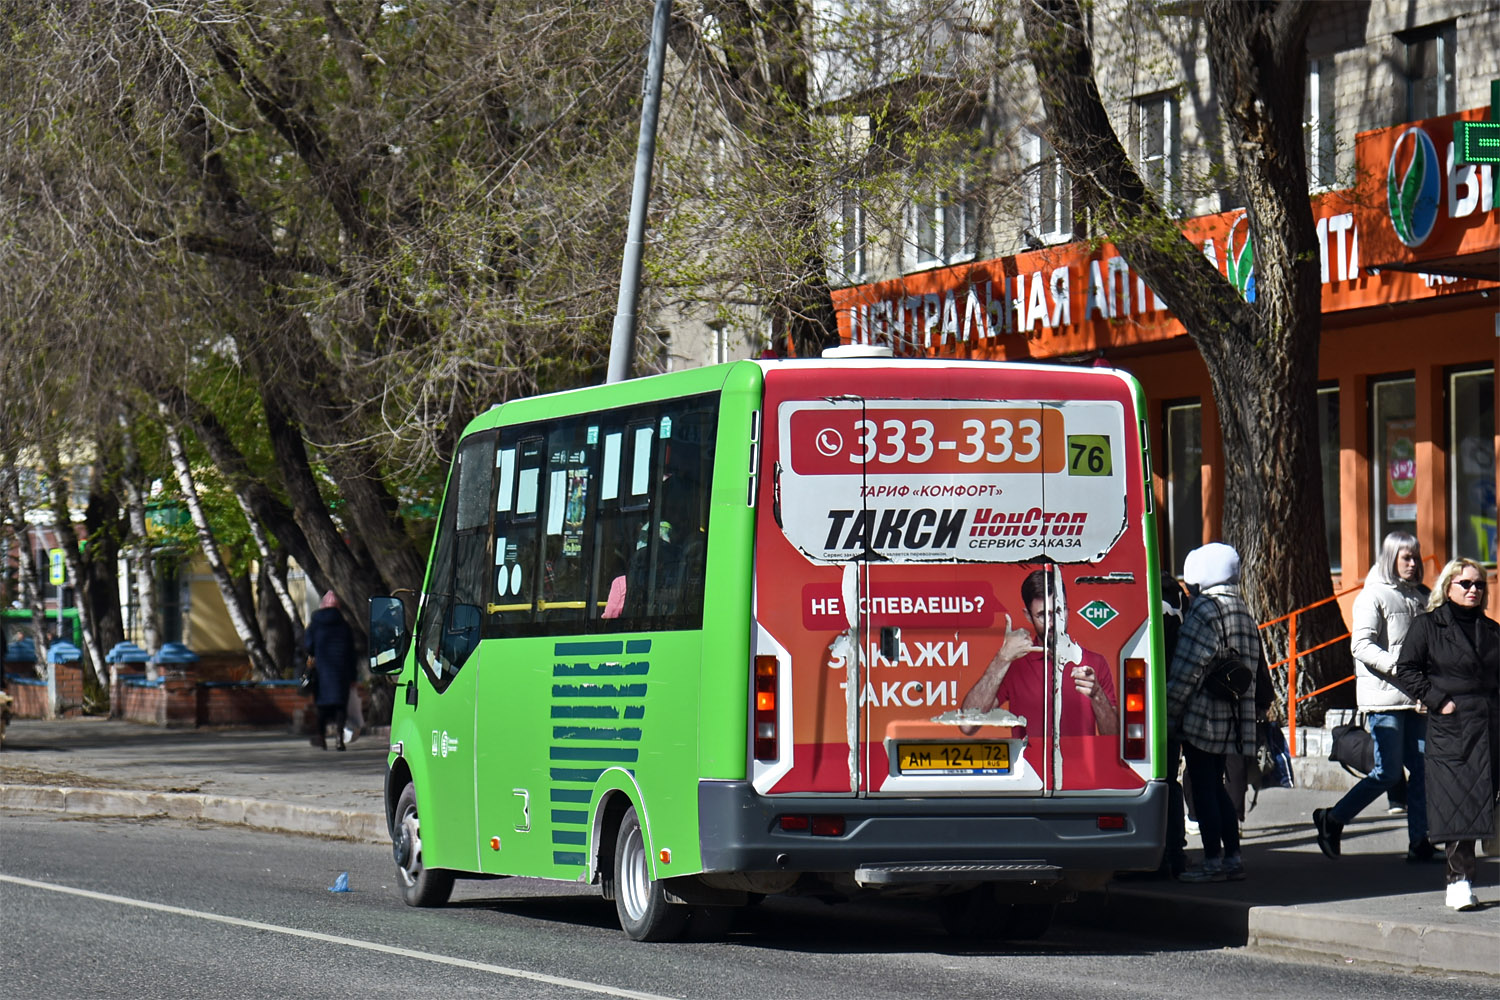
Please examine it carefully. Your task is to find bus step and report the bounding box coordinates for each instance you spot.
[854,862,1061,886]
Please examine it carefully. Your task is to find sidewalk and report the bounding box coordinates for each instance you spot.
[1,718,1495,976]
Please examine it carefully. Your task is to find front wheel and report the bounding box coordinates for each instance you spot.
[613,805,688,941]
[393,783,455,907]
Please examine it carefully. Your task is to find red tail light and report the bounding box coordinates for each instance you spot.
[754,655,779,761]
[810,815,846,837]
[1123,657,1148,760]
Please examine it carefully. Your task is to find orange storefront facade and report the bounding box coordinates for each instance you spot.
[831,107,1499,601]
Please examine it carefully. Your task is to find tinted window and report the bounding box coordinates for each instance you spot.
[487,393,719,636]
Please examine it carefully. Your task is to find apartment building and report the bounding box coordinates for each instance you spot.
[826,0,1499,587]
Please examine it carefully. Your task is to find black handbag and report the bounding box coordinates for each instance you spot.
[300,663,319,699]
[1329,721,1375,777]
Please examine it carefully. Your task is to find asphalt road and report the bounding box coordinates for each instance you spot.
[2,811,1493,1000]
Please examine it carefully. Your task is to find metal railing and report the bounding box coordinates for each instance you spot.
[1257,585,1362,757]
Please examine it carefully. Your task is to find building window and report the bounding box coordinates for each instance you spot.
[909,177,977,268]
[1023,130,1073,244]
[1401,23,1456,121]
[838,185,866,281]
[1137,92,1179,211]
[1318,386,1341,573]
[1450,367,1496,565]
[1164,401,1202,577]
[1371,377,1417,552]
[1305,57,1340,190]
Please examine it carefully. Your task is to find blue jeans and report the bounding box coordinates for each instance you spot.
[1330,710,1428,845]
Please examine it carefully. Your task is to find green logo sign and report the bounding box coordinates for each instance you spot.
[1078,600,1118,630]
[1225,212,1255,302]
[1387,126,1441,247]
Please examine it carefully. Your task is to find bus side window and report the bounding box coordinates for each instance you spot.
[540,418,595,628]
[592,425,633,623]
[622,399,716,625]
[490,435,542,633]
[418,431,495,686]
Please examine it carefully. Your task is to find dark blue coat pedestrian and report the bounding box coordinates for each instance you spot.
[303,591,355,749]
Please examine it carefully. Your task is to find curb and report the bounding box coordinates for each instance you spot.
[0,784,387,844]
[1247,906,1500,977]
[1066,882,1500,977]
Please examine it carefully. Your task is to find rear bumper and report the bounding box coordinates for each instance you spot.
[697,779,1167,878]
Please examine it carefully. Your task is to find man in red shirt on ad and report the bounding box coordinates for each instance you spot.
[960,566,1118,737]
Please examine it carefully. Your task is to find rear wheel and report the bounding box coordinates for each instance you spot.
[613,805,689,941]
[393,783,455,907]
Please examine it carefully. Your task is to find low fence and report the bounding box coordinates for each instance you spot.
[0,660,348,731]
[109,669,322,729]
[2,662,86,718]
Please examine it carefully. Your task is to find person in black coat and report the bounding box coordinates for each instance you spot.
[303,590,356,751]
[1394,558,1499,912]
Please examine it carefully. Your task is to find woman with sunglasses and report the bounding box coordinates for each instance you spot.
[1395,558,1499,911]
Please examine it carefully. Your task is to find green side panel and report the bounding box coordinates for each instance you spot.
[697,361,762,781]
[1123,370,1167,780]
[398,361,764,882]
[546,632,705,876]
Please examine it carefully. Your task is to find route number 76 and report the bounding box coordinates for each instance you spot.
[1067,435,1112,476]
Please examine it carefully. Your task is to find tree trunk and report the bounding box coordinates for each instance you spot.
[154,384,331,601]
[232,483,303,633]
[259,388,386,613]
[43,451,105,692]
[1021,0,1352,721]
[162,415,278,679]
[256,552,299,679]
[120,424,162,655]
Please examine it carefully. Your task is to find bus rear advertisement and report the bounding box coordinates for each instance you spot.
[368,354,1168,941]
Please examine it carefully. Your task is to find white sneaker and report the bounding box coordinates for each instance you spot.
[1445,880,1479,911]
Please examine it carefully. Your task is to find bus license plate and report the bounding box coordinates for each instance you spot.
[898,742,1010,774]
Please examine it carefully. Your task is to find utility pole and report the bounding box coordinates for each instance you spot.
[606,0,672,384]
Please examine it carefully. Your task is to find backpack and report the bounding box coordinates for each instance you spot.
[1199,601,1255,702]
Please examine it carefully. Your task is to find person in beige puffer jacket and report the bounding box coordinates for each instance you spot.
[1313,531,1441,864]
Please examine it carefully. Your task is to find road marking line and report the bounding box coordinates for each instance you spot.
[0,873,677,1000]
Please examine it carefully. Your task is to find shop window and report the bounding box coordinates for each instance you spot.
[1401,23,1455,121]
[1450,368,1496,565]
[1164,401,1203,577]
[1371,377,1417,554]
[1136,92,1179,212]
[1304,57,1340,190]
[1318,386,1341,573]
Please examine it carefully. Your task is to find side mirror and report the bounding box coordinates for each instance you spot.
[439,603,482,671]
[368,596,411,674]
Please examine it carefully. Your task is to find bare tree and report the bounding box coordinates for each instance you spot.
[1021,0,1349,714]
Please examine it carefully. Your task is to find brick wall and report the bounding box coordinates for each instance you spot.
[101,669,363,730]
[10,666,365,730]
[4,678,49,718]
[197,682,309,727]
[0,662,85,718]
